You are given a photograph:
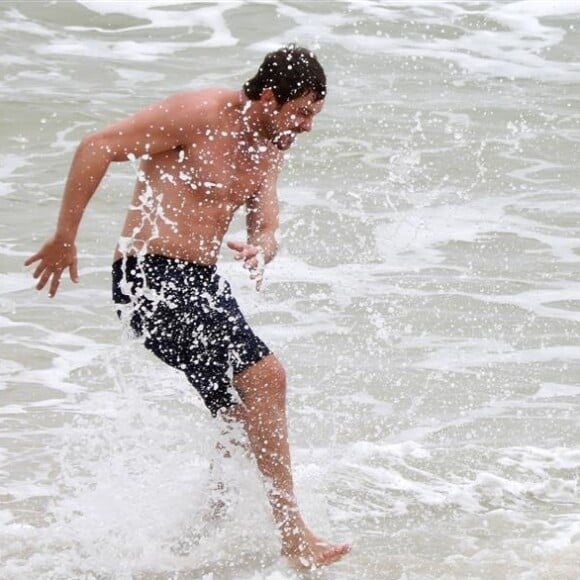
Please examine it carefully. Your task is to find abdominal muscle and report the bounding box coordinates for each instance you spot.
[113,179,242,265]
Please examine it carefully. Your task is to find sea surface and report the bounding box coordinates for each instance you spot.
[1,1,580,578]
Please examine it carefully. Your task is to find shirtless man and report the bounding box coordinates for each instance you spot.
[25,45,350,569]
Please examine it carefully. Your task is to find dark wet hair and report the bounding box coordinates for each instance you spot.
[244,44,326,105]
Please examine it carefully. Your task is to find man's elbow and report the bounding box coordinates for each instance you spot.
[78,133,127,164]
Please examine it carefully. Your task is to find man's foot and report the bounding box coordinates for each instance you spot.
[204,477,238,522]
[282,532,351,570]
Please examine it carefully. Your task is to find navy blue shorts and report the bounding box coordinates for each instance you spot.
[112,254,271,416]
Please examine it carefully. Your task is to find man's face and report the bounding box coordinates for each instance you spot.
[267,92,325,151]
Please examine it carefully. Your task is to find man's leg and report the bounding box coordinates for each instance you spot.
[224,354,350,569]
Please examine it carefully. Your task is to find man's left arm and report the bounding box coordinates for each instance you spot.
[227,164,280,290]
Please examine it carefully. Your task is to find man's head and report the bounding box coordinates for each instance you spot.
[244,44,326,105]
[244,45,326,150]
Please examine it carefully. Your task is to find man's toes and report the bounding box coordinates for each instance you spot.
[325,543,351,562]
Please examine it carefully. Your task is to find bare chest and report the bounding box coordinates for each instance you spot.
[164,136,273,205]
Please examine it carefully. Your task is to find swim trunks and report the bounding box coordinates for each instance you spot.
[112,254,271,416]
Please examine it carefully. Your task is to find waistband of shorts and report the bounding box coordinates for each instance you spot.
[112,254,218,276]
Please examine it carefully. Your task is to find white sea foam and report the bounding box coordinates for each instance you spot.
[0,155,30,197]
[0,8,54,37]
[39,38,190,62]
[78,0,240,46]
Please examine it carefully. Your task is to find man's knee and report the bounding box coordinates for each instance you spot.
[234,354,286,403]
[266,356,286,400]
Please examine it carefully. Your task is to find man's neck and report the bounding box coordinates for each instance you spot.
[238,92,268,146]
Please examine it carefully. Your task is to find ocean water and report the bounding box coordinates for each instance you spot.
[1,1,580,578]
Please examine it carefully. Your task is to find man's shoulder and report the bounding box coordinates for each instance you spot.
[142,89,238,140]
[165,88,237,116]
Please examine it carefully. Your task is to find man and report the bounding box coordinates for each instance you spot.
[25,45,350,568]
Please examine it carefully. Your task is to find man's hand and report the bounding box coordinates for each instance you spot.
[227,240,265,291]
[24,235,79,298]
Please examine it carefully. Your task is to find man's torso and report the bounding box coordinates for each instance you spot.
[114,89,279,264]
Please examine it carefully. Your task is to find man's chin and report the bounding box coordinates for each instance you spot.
[273,133,296,151]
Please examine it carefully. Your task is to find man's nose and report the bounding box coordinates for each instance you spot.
[299,118,313,133]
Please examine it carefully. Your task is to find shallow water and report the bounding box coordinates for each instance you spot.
[1,1,580,578]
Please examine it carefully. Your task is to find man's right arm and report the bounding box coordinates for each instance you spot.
[25,92,202,297]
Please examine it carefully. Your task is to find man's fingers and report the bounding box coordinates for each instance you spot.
[227,240,245,253]
[25,240,77,295]
[253,269,264,292]
[243,257,258,270]
[49,273,61,298]
[36,268,63,294]
[228,240,259,260]
[228,240,246,261]
[24,253,41,267]
[33,262,46,280]
[36,269,52,292]
[70,259,79,283]
[228,240,264,291]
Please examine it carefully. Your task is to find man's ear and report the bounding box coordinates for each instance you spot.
[260,88,278,110]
